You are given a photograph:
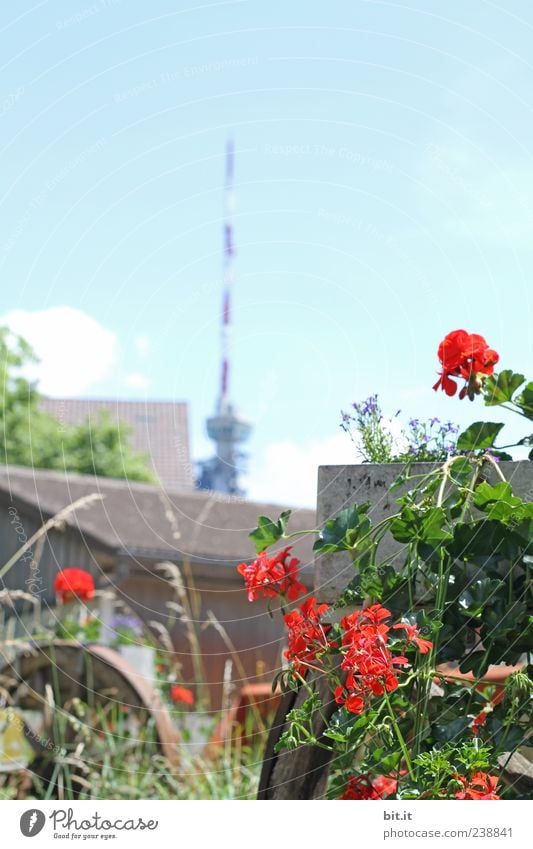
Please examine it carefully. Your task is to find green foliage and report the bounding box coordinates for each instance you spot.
[285,454,531,799]
[515,381,533,420]
[0,702,264,801]
[483,368,532,424]
[313,503,371,554]
[58,410,155,481]
[415,741,492,779]
[456,421,504,451]
[0,326,154,481]
[274,691,324,752]
[249,510,291,553]
[484,370,526,406]
[270,350,532,800]
[391,506,453,549]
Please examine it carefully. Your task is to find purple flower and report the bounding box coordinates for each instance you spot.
[361,395,379,416]
[111,615,144,637]
[444,421,459,434]
[409,418,420,428]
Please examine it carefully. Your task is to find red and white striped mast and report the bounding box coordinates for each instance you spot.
[219,137,235,413]
[199,139,252,495]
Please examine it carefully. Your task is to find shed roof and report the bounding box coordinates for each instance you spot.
[0,466,316,568]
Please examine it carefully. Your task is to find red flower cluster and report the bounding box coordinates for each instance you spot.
[433,329,499,400]
[454,772,501,800]
[237,546,306,603]
[54,568,95,603]
[170,685,195,706]
[283,597,331,676]
[335,605,430,715]
[340,773,398,800]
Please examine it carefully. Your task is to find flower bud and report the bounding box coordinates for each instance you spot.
[504,669,532,705]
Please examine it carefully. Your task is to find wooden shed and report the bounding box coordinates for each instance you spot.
[0,465,315,705]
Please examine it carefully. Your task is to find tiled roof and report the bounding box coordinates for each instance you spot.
[40,398,193,491]
[0,466,316,569]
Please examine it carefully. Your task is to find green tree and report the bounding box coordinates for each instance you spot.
[0,326,155,482]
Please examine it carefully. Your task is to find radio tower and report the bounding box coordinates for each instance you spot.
[197,140,252,496]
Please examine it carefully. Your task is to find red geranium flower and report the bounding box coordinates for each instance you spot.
[170,685,195,706]
[340,773,400,800]
[433,329,499,399]
[392,621,433,654]
[237,546,306,602]
[454,772,501,800]
[371,773,399,797]
[340,775,380,800]
[54,568,95,603]
[335,604,410,714]
[283,596,331,675]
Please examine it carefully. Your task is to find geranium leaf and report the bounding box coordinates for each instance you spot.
[313,504,370,554]
[420,507,453,546]
[456,421,504,451]
[458,578,503,617]
[473,481,521,511]
[515,381,533,420]
[249,510,292,553]
[484,370,525,405]
[433,716,472,742]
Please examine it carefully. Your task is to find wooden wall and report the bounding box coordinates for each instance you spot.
[119,568,289,709]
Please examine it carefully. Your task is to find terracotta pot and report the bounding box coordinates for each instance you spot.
[436,662,523,704]
[206,683,281,756]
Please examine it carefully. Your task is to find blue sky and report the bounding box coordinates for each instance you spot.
[1,0,532,505]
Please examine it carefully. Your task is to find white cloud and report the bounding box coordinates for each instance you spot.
[0,306,118,396]
[248,432,355,508]
[124,372,150,390]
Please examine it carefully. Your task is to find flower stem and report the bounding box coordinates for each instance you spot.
[382,690,415,782]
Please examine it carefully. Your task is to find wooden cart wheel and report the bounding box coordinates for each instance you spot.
[0,640,179,771]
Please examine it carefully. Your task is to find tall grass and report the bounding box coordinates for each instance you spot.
[0,500,271,800]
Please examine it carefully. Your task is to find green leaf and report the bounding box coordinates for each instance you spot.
[459,578,504,618]
[420,507,453,546]
[390,506,452,549]
[451,518,529,560]
[433,717,472,743]
[484,370,525,405]
[249,510,292,553]
[313,504,371,554]
[390,507,417,543]
[323,729,347,743]
[473,481,533,524]
[515,381,533,420]
[448,457,477,486]
[474,480,521,510]
[456,421,504,451]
